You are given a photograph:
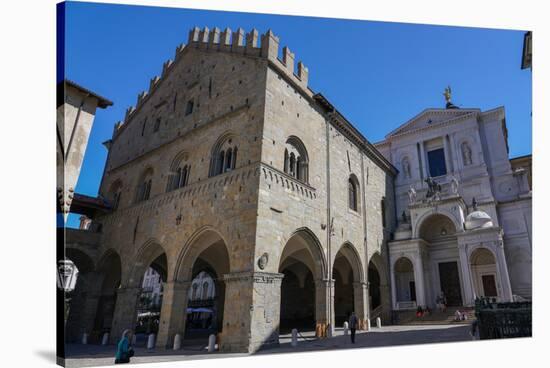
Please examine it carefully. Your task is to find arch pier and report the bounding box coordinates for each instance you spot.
[278,229,333,338]
[110,241,166,344]
[332,243,368,330]
[368,254,391,322]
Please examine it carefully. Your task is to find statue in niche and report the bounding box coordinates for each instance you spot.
[461,142,473,166]
[401,157,411,179]
[450,176,459,195]
[408,186,417,204]
[401,211,408,224]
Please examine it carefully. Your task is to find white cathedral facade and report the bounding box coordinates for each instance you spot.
[375,104,532,310]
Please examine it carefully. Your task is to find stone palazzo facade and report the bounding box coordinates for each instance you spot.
[65,26,396,353]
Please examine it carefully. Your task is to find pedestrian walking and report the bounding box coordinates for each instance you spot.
[470,319,478,340]
[348,312,358,344]
[114,329,135,364]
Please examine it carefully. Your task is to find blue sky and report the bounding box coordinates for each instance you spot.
[63,1,531,227]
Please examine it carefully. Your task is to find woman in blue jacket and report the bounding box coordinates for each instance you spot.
[115,329,134,364]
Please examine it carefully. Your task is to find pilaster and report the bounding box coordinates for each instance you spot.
[109,286,141,344]
[353,282,369,330]
[65,271,104,342]
[156,280,192,348]
[218,271,284,353]
[458,243,475,306]
[495,240,514,302]
[314,278,334,337]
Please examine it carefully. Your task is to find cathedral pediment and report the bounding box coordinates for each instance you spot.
[385,108,479,139]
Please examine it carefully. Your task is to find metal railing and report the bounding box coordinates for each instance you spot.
[475,297,532,339]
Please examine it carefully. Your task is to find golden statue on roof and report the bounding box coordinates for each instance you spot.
[443,85,458,109]
[443,85,452,104]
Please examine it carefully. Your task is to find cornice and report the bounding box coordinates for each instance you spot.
[383,111,479,144]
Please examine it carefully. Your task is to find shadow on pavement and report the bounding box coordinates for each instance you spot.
[34,350,57,363]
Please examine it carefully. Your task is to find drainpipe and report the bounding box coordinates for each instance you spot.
[387,172,397,322]
[360,152,369,323]
[325,117,333,335]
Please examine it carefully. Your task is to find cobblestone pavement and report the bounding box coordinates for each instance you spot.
[64,324,473,367]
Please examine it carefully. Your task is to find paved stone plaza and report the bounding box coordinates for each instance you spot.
[64,325,472,367]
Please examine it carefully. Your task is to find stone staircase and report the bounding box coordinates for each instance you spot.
[394,307,475,326]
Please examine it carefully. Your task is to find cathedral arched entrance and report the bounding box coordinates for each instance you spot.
[394,257,416,308]
[418,213,463,307]
[470,248,499,300]
[279,229,326,335]
[333,243,365,328]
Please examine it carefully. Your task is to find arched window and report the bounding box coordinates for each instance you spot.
[217,150,225,174]
[209,134,238,177]
[153,118,161,133]
[289,153,296,177]
[135,168,153,203]
[109,180,123,210]
[348,175,359,212]
[225,148,233,172]
[202,282,209,300]
[401,156,411,179]
[283,136,309,183]
[166,152,191,192]
[192,283,199,300]
[284,149,289,172]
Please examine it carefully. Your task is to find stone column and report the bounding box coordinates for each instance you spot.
[65,272,104,342]
[389,260,398,310]
[314,278,334,337]
[443,135,453,173]
[109,287,141,344]
[379,283,392,322]
[156,280,192,349]
[449,134,460,172]
[413,254,426,307]
[249,272,284,351]
[458,244,475,306]
[218,272,254,353]
[353,282,369,330]
[217,271,283,353]
[495,242,514,302]
[419,141,429,178]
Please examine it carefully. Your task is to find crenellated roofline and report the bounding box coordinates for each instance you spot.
[110,26,310,141]
[107,25,396,176]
